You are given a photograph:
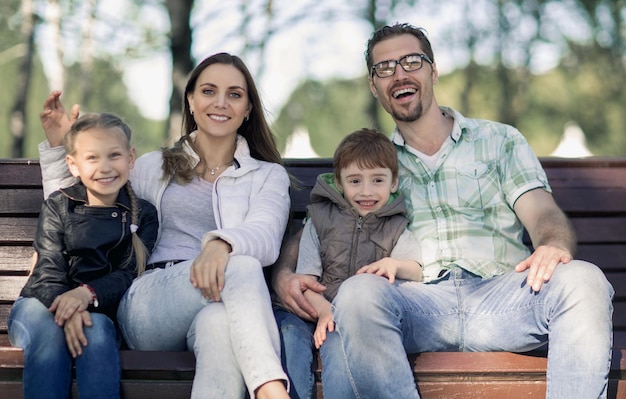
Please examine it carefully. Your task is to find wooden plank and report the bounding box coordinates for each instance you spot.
[0,189,43,215]
[0,218,37,243]
[0,247,35,274]
[577,245,626,271]
[0,276,28,301]
[552,188,626,214]
[0,160,41,187]
[0,305,12,333]
[120,382,192,399]
[570,218,626,244]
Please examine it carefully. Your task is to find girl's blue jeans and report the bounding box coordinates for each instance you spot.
[8,296,120,399]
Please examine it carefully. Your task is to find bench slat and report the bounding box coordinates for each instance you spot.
[0,247,34,274]
[0,218,38,244]
[0,161,42,187]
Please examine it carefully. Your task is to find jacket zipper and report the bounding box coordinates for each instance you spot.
[106,211,127,274]
[349,216,363,274]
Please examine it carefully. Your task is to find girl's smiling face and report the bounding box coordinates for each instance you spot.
[66,128,135,206]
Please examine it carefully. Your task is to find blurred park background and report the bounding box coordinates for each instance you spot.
[1,0,625,159]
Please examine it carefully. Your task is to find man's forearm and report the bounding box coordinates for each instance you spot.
[271,228,302,290]
[532,208,577,255]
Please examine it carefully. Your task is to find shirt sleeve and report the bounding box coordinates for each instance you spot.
[295,218,323,278]
[390,228,422,266]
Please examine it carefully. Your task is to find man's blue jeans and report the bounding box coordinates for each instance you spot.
[320,261,614,399]
[274,306,317,399]
[8,297,120,399]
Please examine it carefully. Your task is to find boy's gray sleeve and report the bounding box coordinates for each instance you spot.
[390,229,422,266]
[295,219,323,278]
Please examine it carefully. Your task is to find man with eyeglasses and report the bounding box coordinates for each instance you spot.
[272,23,613,399]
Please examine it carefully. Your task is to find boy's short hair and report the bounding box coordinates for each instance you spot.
[333,128,398,182]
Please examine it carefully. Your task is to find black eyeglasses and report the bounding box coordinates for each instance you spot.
[371,53,433,78]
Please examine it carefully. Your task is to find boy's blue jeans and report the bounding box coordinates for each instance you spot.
[274,306,317,399]
[8,297,120,399]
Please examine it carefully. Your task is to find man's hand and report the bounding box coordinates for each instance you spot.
[40,91,80,147]
[64,310,92,358]
[515,244,572,292]
[274,269,325,321]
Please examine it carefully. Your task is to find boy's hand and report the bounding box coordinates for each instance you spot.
[64,311,93,358]
[313,309,335,349]
[357,257,398,283]
[49,286,92,326]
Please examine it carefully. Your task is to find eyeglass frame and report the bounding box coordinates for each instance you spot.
[370,53,433,78]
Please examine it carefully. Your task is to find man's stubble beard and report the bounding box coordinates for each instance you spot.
[392,102,423,123]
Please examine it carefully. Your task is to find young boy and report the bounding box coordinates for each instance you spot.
[275,128,422,399]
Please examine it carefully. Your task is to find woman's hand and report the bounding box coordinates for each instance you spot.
[190,239,232,301]
[40,90,80,147]
[49,286,93,326]
[64,310,92,358]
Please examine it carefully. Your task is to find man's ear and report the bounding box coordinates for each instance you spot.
[432,62,439,85]
[66,155,80,177]
[368,75,378,98]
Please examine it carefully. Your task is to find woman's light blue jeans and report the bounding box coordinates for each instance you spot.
[117,255,288,398]
[320,261,614,399]
[8,296,120,399]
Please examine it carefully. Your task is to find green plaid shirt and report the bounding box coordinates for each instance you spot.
[392,107,551,282]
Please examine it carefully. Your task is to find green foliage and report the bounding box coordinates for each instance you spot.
[0,56,166,159]
[275,63,626,157]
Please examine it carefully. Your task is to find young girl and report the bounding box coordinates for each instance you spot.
[8,113,158,399]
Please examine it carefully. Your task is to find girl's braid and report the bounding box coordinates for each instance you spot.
[125,181,149,275]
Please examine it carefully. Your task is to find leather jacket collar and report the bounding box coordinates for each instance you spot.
[59,182,133,211]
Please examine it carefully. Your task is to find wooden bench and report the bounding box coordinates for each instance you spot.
[1,157,625,398]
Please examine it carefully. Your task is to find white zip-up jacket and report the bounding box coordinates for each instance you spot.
[39,133,290,267]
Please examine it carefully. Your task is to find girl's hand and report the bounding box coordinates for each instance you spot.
[190,239,231,302]
[64,311,92,358]
[49,286,92,326]
[313,309,334,349]
[40,90,80,147]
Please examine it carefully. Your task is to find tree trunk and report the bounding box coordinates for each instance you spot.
[79,0,98,107]
[10,0,36,158]
[44,0,64,92]
[165,0,194,143]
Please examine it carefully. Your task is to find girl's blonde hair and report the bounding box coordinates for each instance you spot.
[64,112,149,275]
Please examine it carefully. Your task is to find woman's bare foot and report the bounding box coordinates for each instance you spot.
[255,379,289,399]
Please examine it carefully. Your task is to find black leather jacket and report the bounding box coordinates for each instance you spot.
[20,182,158,317]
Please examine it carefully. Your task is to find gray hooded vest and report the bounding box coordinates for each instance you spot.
[308,173,409,301]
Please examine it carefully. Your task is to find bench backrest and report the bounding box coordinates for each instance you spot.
[1,158,625,334]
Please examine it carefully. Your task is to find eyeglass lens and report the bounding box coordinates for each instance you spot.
[374,54,427,77]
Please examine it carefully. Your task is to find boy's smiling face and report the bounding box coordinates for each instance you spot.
[337,163,398,217]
